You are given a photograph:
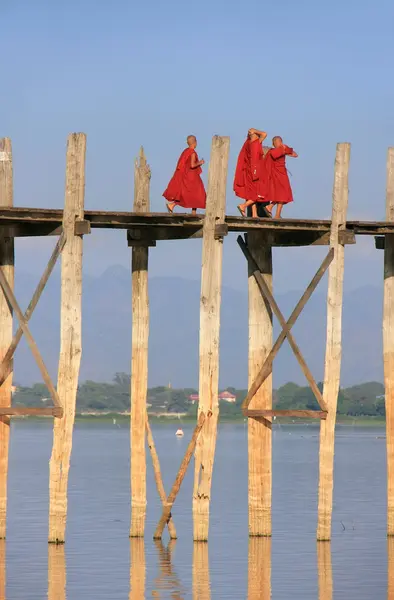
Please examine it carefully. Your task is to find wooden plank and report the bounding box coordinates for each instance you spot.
[0,233,66,387]
[49,133,86,544]
[244,409,327,419]
[246,231,273,537]
[238,235,328,412]
[130,147,151,538]
[317,142,351,541]
[193,135,230,542]
[0,406,62,417]
[242,248,334,410]
[154,413,205,540]
[384,148,394,536]
[0,268,61,409]
[0,138,14,540]
[145,419,177,538]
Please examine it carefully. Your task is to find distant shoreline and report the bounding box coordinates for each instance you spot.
[11,413,386,427]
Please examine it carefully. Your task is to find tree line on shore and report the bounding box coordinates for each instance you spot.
[11,373,386,418]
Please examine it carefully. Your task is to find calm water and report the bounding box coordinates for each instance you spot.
[1,421,389,598]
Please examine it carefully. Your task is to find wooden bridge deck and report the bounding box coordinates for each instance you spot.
[0,207,391,242]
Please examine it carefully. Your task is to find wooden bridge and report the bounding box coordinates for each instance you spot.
[0,134,393,546]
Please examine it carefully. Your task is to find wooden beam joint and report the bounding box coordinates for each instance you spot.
[74,219,91,236]
[214,223,228,239]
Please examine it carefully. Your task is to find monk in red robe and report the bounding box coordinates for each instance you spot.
[163,135,206,215]
[233,128,270,218]
[264,136,298,218]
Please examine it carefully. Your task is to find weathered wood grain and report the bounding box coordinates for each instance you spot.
[317,143,350,541]
[49,133,86,543]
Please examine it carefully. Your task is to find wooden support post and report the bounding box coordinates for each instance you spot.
[317,543,333,600]
[154,413,205,540]
[48,133,86,543]
[317,142,350,541]
[130,147,151,538]
[0,138,14,540]
[384,148,394,536]
[193,135,230,541]
[146,419,177,538]
[247,232,273,537]
[248,538,271,600]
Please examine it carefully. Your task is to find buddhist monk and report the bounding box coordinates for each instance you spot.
[163,136,206,215]
[264,136,298,218]
[234,128,271,218]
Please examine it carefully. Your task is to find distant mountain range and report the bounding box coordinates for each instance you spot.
[12,265,383,388]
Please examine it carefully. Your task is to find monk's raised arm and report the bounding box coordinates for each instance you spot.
[249,128,267,142]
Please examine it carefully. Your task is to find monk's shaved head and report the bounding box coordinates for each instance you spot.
[272,136,283,148]
[187,135,197,145]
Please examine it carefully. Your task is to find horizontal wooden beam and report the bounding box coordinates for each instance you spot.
[0,406,63,417]
[0,219,90,238]
[244,409,328,420]
[258,230,355,247]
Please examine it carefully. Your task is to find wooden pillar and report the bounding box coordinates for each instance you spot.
[130,148,151,537]
[49,133,86,543]
[388,538,394,597]
[193,135,230,541]
[384,148,394,535]
[0,138,14,540]
[317,142,350,541]
[247,232,273,536]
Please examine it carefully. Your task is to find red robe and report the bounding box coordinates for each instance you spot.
[163,148,206,209]
[233,138,267,202]
[265,145,295,204]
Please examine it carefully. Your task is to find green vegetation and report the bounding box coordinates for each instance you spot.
[11,374,386,419]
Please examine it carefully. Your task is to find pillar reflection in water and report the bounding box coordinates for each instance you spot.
[48,544,66,600]
[130,539,146,600]
[153,539,184,599]
[317,542,333,600]
[248,537,271,599]
[193,542,210,600]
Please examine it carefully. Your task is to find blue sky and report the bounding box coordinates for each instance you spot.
[2,0,394,294]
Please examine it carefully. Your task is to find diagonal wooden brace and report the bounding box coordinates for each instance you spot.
[146,419,177,538]
[238,235,331,412]
[153,412,206,540]
[0,267,62,410]
[241,245,334,410]
[0,233,66,387]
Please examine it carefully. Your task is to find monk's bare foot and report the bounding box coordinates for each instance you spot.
[166,203,175,214]
[237,205,246,217]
